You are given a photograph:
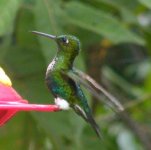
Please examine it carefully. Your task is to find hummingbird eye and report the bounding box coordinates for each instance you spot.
[61,37,69,44]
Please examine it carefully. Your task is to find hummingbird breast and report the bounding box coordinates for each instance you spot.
[46,70,74,99]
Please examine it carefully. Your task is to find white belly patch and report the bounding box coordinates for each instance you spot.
[55,97,70,110]
[46,59,56,74]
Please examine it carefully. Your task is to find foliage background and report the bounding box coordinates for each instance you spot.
[0,0,151,149]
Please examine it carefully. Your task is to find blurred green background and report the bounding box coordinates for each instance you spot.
[0,0,151,149]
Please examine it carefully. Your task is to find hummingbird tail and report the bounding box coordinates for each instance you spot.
[87,113,102,139]
[72,104,102,139]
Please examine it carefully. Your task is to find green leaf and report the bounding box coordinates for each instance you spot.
[98,0,139,10]
[85,0,139,24]
[138,0,151,9]
[0,0,21,36]
[63,2,144,45]
[101,0,139,23]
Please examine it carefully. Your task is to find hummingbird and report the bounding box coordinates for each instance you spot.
[31,31,102,138]
[31,31,124,138]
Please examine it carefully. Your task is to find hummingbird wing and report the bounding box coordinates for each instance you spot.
[64,68,124,112]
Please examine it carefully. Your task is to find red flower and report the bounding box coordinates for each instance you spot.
[0,68,60,126]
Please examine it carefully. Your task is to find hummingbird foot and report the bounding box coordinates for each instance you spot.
[55,97,70,110]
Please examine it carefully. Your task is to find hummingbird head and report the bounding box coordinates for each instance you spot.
[56,35,80,55]
[31,31,81,57]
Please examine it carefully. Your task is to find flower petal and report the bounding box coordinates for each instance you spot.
[0,83,28,126]
[0,67,12,86]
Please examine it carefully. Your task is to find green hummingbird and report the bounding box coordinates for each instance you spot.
[32,31,122,137]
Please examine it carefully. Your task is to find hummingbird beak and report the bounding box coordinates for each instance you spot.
[31,31,56,39]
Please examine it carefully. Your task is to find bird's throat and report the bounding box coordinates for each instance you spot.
[56,51,76,70]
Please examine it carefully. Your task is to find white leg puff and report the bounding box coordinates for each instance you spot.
[55,97,70,110]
